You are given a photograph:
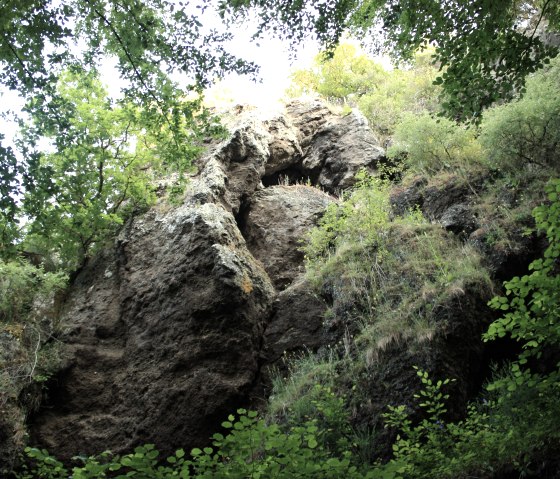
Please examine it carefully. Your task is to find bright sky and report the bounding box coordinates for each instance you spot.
[204,31,320,110]
[0,9,320,147]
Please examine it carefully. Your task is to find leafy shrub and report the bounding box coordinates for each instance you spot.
[0,259,66,325]
[304,172,491,363]
[480,57,560,172]
[17,409,373,479]
[379,365,560,479]
[288,43,386,101]
[484,179,560,391]
[388,113,483,175]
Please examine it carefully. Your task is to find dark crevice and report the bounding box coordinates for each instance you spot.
[233,195,251,241]
[262,165,317,188]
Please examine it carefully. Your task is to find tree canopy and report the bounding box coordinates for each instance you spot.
[0,0,254,265]
[220,0,560,121]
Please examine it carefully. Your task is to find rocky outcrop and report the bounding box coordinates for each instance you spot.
[263,277,332,366]
[31,203,275,460]
[1,97,548,473]
[263,101,386,191]
[241,185,334,290]
[21,100,385,462]
[302,108,385,191]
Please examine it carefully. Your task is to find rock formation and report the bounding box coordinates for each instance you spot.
[23,101,380,461]
[0,100,542,471]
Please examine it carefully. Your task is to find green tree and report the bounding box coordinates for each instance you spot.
[19,68,162,270]
[0,0,256,251]
[289,44,440,140]
[221,0,560,122]
[0,135,23,256]
[289,43,386,100]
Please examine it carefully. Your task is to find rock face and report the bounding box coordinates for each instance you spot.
[14,99,541,469]
[241,185,334,290]
[31,203,274,459]
[25,101,381,460]
[262,101,385,190]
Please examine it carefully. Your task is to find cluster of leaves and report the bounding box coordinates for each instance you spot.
[18,406,372,479]
[15,68,152,269]
[0,135,22,257]
[288,44,440,141]
[288,43,387,101]
[484,179,560,390]
[376,365,560,478]
[388,54,560,178]
[223,0,560,121]
[0,0,255,100]
[0,0,250,271]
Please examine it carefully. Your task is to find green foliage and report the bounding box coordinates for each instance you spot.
[382,369,455,476]
[0,0,255,101]
[356,51,440,139]
[17,68,155,269]
[304,172,392,270]
[0,258,67,457]
[304,172,491,363]
[17,408,369,479]
[377,365,560,479]
[367,180,560,478]
[480,56,560,172]
[0,259,66,325]
[0,135,24,256]
[388,114,483,176]
[223,0,560,121]
[484,179,560,391]
[268,352,339,423]
[289,44,440,140]
[1,0,255,268]
[288,43,386,101]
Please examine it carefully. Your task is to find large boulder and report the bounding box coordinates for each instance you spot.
[30,203,274,460]
[240,185,335,290]
[19,99,386,465]
[303,109,386,192]
[263,276,332,366]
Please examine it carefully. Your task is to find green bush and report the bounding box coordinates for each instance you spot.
[0,259,66,326]
[388,113,483,175]
[304,172,491,364]
[17,409,373,479]
[484,179,560,391]
[480,57,560,172]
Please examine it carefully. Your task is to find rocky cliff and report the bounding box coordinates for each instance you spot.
[1,100,543,470]
[15,101,382,462]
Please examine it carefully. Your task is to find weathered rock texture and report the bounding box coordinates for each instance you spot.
[23,100,381,461]
[4,99,542,470]
[241,185,334,289]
